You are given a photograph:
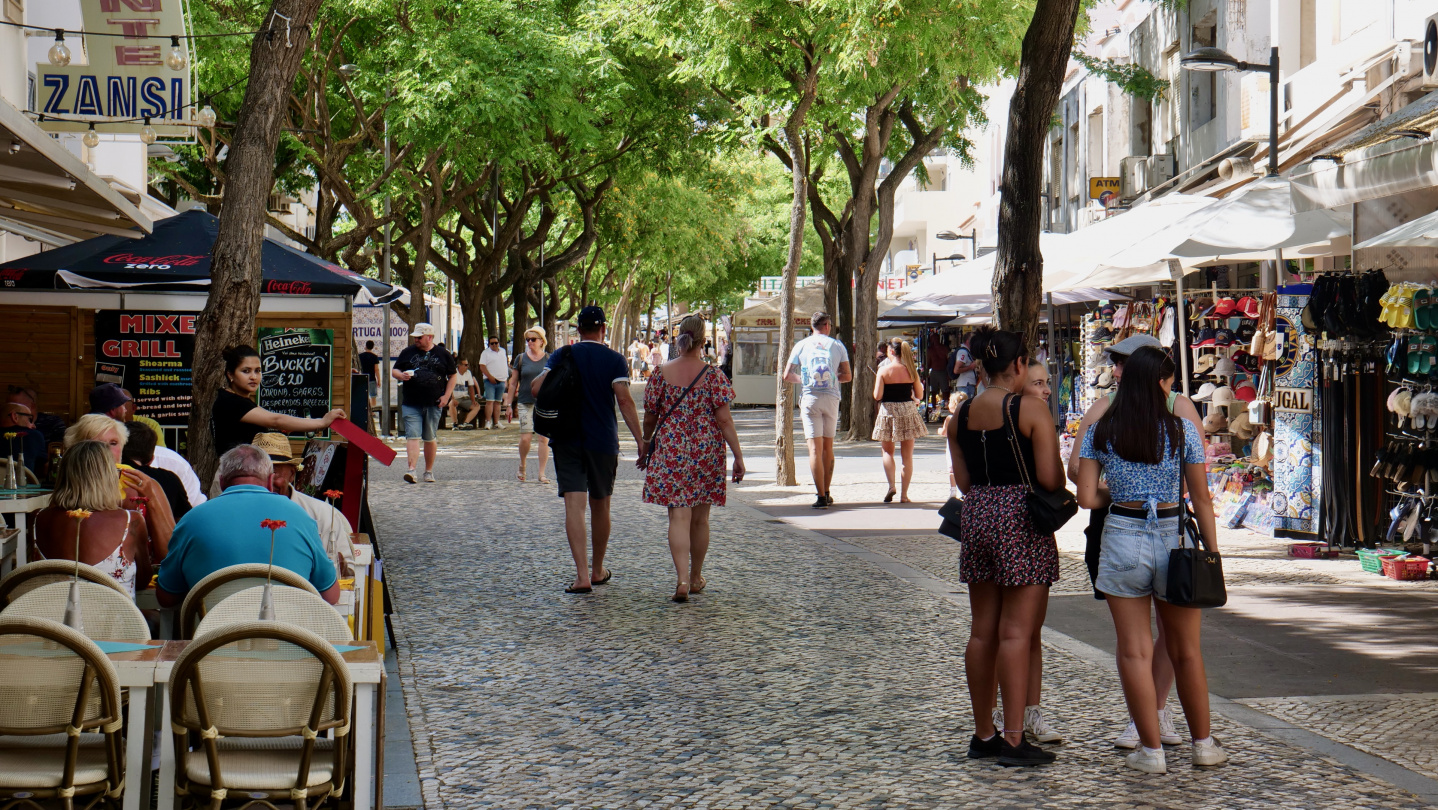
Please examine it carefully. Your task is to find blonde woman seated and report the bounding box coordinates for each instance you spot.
[872,338,926,503]
[65,413,174,559]
[35,440,153,597]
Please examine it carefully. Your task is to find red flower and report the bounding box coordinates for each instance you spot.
[324,489,343,500]
[260,519,288,530]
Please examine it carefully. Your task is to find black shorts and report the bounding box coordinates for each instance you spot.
[554,443,618,499]
[1084,505,1110,600]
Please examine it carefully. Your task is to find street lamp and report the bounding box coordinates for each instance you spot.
[1181,46,1279,177]
[937,228,977,256]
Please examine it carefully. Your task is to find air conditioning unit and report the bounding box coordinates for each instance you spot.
[1422,13,1438,90]
[1148,153,1177,186]
[1120,155,1148,198]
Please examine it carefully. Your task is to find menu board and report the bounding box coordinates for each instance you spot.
[93,311,197,426]
[257,328,333,437]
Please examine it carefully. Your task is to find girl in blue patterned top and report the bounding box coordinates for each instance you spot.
[1076,346,1226,773]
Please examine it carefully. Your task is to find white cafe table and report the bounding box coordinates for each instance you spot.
[0,488,52,568]
[101,639,169,810]
[154,638,386,810]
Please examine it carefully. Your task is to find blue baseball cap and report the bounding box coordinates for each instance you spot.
[578,306,606,329]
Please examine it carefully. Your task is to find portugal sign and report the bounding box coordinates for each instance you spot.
[36,0,192,137]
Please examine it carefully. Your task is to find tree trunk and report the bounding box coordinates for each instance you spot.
[187,0,323,484]
[994,0,1083,349]
[511,280,530,354]
[775,68,819,487]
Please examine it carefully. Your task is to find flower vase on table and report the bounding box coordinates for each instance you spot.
[3,432,17,489]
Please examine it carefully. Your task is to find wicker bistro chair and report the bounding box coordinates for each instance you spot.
[0,616,126,809]
[0,561,129,609]
[195,586,351,642]
[168,621,353,810]
[178,565,321,639]
[2,581,150,642]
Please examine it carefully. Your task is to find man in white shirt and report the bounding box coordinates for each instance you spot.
[448,358,482,429]
[479,337,510,430]
[253,432,356,577]
[151,445,207,507]
[782,311,852,509]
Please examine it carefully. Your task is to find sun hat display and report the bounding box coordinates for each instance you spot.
[1214,356,1236,378]
[1194,354,1217,374]
[1211,385,1235,407]
[1203,409,1229,434]
[1193,382,1218,401]
[1232,379,1257,402]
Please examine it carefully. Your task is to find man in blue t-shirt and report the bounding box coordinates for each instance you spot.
[532,306,644,594]
[155,444,339,607]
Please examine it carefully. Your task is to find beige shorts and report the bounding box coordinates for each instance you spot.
[800,394,840,439]
[517,403,536,433]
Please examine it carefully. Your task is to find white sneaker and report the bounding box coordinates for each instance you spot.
[1191,737,1228,766]
[1126,747,1167,774]
[423,470,436,483]
[1025,706,1063,743]
[1158,707,1182,746]
[1115,720,1141,749]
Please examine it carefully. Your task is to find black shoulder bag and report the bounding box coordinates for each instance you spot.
[1166,450,1227,608]
[936,400,973,541]
[1003,394,1079,535]
[637,366,710,470]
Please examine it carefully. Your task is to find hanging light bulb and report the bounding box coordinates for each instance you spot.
[48,30,71,67]
[83,123,99,149]
[166,35,187,71]
[140,118,157,145]
[197,104,217,128]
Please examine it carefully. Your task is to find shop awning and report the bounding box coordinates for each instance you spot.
[1353,207,1438,249]
[0,209,407,305]
[1289,90,1438,212]
[0,98,151,241]
[1169,175,1350,257]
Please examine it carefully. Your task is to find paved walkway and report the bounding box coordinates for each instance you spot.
[372,411,1435,808]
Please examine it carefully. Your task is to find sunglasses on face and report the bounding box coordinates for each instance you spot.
[526,337,540,343]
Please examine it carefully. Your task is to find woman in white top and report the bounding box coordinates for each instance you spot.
[35,440,153,598]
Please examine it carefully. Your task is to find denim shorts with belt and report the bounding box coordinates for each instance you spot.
[1095,499,1184,600]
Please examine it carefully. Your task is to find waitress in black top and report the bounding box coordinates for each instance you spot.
[213,345,345,457]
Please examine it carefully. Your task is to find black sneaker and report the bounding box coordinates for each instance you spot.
[967,733,1003,759]
[811,495,828,509]
[997,737,1057,767]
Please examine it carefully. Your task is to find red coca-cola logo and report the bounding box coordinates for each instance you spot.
[265,280,314,295]
[0,269,25,282]
[101,253,206,266]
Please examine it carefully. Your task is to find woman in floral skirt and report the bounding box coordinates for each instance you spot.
[641,315,745,603]
[872,338,927,503]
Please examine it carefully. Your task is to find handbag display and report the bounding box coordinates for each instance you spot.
[1002,394,1079,534]
[938,496,963,541]
[1166,453,1228,608]
[636,366,710,470]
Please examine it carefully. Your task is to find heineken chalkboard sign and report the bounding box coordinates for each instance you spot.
[257,328,333,437]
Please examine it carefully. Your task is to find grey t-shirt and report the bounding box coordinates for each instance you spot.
[512,351,549,405]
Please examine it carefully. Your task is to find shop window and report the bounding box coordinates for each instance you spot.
[736,341,780,377]
[1190,19,1217,129]
[1132,98,1152,157]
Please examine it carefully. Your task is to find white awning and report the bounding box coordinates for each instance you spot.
[1289,90,1438,212]
[1353,207,1438,249]
[0,98,151,241]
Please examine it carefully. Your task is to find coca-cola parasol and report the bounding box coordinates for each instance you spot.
[0,209,407,305]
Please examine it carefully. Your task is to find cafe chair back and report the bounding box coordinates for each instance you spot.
[2,580,150,641]
[0,560,129,609]
[196,586,351,642]
[0,616,125,806]
[179,564,320,639]
[168,621,352,810]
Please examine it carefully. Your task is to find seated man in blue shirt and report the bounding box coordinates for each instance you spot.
[155,443,339,607]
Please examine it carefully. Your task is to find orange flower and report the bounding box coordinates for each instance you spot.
[66,509,93,520]
[260,519,287,530]
[324,489,343,500]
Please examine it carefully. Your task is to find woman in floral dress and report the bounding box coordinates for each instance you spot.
[642,315,745,602]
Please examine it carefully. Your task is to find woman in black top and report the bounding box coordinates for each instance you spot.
[871,339,925,503]
[946,326,1066,767]
[212,345,345,457]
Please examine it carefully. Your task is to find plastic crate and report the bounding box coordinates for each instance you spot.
[1288,542,1335,559]
[1358,548,1404,574]
[1382,554,1431,581]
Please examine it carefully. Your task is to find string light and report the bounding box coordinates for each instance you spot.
[83,123,99,149]
[197,105,217,128]
[47,29,71,67]
[139,118,157,145]
[166,35,187,71]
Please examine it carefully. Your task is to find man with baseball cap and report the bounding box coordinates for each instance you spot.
[253,432,356,576]
[89,382,206,507]
[393,322,457,483]
[531,305,644,594]
[1064,336,1206,750]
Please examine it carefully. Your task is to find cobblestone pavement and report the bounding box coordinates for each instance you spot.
[372,416,1432,809]
[1235,694,1438,782]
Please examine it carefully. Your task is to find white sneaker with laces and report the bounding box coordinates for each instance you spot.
[1024,706,1063,743]
[1126,747,1167,774]
[1191,737,1228,766]
[1157,707,1182,745]
[1115,720,1141,749]
[423,470,436,483]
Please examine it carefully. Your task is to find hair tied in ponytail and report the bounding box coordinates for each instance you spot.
[985,344,999,358]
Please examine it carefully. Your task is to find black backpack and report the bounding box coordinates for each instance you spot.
[534,346,583,442]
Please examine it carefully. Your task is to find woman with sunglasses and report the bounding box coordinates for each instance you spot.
[507,328,552,484]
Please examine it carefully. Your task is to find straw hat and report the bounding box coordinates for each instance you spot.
[252,432,303,468]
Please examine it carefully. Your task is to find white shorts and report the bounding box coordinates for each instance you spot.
[800,394,840,439]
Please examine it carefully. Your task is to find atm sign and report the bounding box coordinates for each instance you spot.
[1089,177,1122,199]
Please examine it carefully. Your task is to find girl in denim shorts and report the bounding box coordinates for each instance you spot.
[1075,346,1228,774]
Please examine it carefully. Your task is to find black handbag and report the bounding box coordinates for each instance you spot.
[1166,456,1228,608]
[637,365,710,470]
[1002,394,1079,534]
[937,496,963,541]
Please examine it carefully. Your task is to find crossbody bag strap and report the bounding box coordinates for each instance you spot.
[650,366,711,442]
[1002,394,1036,493]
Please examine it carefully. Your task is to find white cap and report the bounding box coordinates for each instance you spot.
[410,322,436,338]
[1211,385,1235,407]
[1193,382,1218,401]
